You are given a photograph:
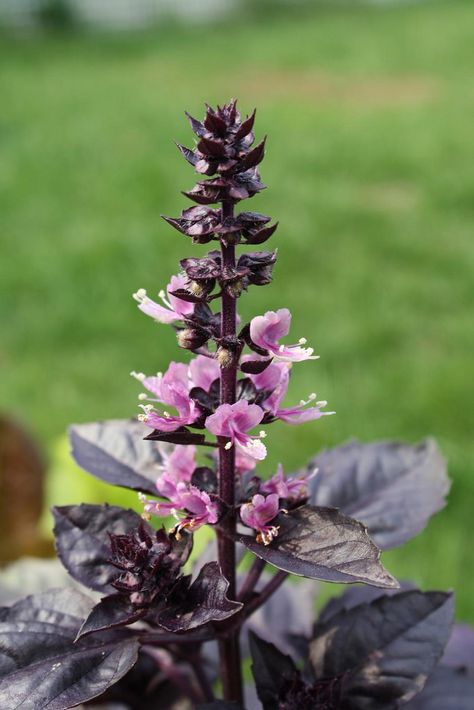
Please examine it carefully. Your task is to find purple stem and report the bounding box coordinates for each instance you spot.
[244,570,289,619]
[238,557,266,602]
[216,198,243,704]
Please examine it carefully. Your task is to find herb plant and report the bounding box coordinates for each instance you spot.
[1,101,473,710]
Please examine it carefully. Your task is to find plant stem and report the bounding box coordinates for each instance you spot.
[238,557,266,601]
[244,570,289,619]
[217,198,243,704]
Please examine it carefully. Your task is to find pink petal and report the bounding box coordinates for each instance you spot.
[250,308,291,350]
[167,274,195,317]
[138,298,178,324]
[189,355,220,390]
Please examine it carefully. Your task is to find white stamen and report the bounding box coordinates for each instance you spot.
[130,371,146,381]
[298,337,307,345]
[316,400,327,407]
[259,430,267,438]
[138,493,147,503]
[137,413,148,422]
[133,288,147,302]
[138,393,148,401]
[163,411,171,418]
[225,441,233,450]
[299,399,306,406]
[279,344,285,352]
[308,392,317,401]
[158,288,173,309]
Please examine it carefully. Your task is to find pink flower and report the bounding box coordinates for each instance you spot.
[249,361,334,425]
[249,308,317,362]
[276,393,335,425]
[249,361,291,414]
[260,463,314,502]
[133,273,194,325]
[155,445,196,499]
[240,493,283,545]
[189,355,220,391]
[205,400,267,462]
[140,481,218,534]
[133,362,199,432]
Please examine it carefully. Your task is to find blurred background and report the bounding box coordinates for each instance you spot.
[1,0,473,619]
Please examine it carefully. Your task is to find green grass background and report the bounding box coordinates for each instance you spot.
[1,0,473,619]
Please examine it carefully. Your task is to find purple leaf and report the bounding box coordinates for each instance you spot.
[0,589,139,710]
[441,623,474,672]
[240,138,266,171]
[310,590,454,708]
[249,631,297,710]
[76,594,145,640]
[143,427,207,445]
[240,358,273,374]
[239,505,398,589]
[52,504,147,592]
[176,143,198,166]
[157,562,242,632]
[243,222,278,245]
[70,418,163,495]
[185,111,206,137]
[234,109,256,140]
[309,438,450,550]
[403,666,474,710]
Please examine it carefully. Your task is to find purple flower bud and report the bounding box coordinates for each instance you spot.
[108,524,183,608]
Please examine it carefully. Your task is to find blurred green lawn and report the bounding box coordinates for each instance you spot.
[1,1,473,618]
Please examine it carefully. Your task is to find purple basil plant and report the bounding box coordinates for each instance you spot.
[1,101,473,710]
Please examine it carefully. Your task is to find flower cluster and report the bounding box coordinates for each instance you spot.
[132,100,333,545]
[108,523,185,609]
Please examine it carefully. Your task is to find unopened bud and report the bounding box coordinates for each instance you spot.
[189,280,206,297]
[217,346,234,368]
[176,327,208,350]
[227,279,244,298]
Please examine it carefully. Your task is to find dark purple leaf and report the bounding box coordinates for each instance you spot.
[240,138,266,171]
[158,562,242,632]
[204,109,228,136]
[234,109,256,140]
[0,589,139,709]
[249,630,297,710]
[144,428,208,446]
[309,438,450,550]
[243,222,278,245]
[176,143,198,166]
[52,504,146,592]
[197,136,227,158]
[76,594,145,639]
[317,580,415,625]
[69,418,162,495]
[442,624,474,671]
[240,358,273,374]
[185,111,206,137]
[310,590,454,708]
[403,666,474,710]
[239,505,398,588]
